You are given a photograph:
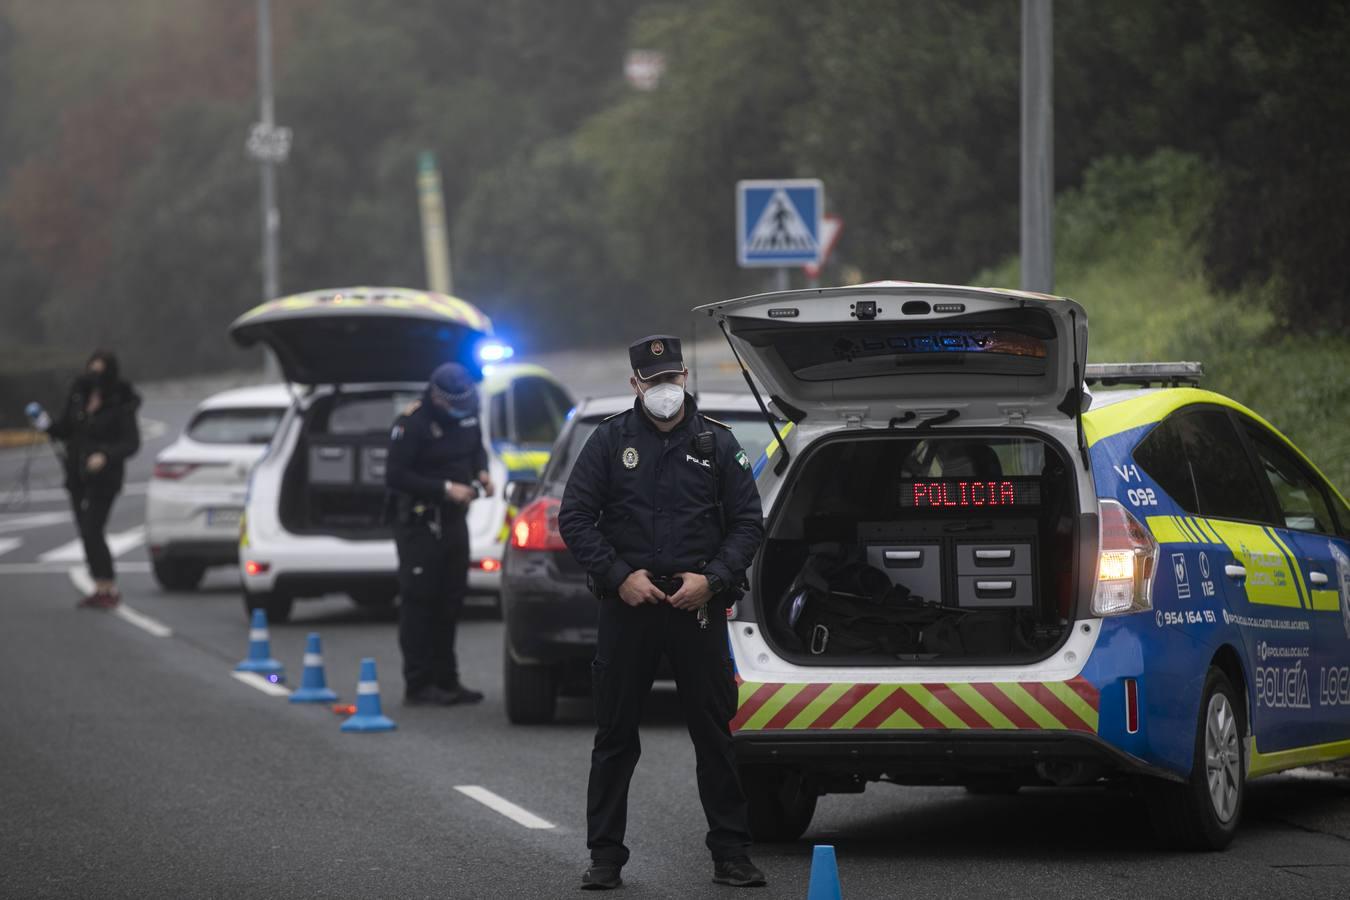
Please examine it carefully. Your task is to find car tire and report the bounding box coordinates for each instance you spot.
[504,652,557,724]
[152,558,206,592]
[964,777,1022,795]
[740,767,818,842]
[1143,667,1245,850]
[243,589,294,624]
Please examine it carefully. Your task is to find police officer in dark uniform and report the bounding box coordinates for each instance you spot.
[559,335,768,891]
[385,362,491,706]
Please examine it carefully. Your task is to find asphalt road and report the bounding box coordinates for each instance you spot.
[3,361,1350,898]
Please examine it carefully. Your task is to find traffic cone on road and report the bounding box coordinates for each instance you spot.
[340,658,396,732]
[807,845,843,900]
[289,633,338,703]
[235,608,285,682]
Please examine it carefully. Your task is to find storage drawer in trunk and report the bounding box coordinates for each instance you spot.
[309,444,355,485]
[864,543,943,605]
[955,543,1032,574]
[360,447,389,486]
[957,574,1034,608]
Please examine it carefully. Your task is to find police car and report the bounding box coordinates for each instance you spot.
[701,282,1350,850]
[228,287,573,622]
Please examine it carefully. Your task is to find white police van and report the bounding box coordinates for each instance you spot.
[229,287,572,622]
[703,282,1350,849]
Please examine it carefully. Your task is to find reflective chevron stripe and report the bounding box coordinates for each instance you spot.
[732,677,1100,733]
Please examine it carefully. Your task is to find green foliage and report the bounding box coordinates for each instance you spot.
[0,0,1344,381]
[976,151,1350,492]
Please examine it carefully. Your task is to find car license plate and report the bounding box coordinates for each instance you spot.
[207,508,242,527]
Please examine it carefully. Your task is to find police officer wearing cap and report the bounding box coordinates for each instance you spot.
[559,335,767,891]
[385,361,492,706]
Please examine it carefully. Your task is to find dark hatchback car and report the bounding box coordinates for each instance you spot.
[501,392,780,723]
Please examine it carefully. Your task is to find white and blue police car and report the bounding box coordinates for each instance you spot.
[699,281,1349,850]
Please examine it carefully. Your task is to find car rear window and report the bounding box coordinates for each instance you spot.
[1133,409,1269,523]
[323,392,421,435]
[545,410,780,486]
[187,408,285,445]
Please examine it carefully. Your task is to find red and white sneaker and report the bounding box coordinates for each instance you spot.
[95,590,122,609]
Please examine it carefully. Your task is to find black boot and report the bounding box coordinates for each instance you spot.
[580,861,622,890]
[404,685,456,706]
[713,856,766,888]
[442,682,485,705]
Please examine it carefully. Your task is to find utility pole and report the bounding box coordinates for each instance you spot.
[247,0,291,377]
[1020,0,1053,293]
[417,151,453,294]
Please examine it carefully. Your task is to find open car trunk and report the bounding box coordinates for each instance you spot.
[758,430,1084,665]
[279,389,419,538]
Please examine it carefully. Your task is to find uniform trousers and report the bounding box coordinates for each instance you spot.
[587,596,751,865]
[394,510,469,693]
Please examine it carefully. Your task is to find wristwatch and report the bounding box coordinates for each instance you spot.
[705,573,726,595]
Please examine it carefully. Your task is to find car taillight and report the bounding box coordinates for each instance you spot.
[510,497,567,552]
[154,461,200,480]
[244,560,270,576]
[1093,498,1158,616]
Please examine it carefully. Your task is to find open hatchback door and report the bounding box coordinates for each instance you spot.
[697,281,1089,426]
[229,286,494,385]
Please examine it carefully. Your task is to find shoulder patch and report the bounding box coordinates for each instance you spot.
[702,415,732,429]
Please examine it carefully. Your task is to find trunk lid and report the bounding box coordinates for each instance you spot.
[697,282,1088,426]
[229,287,493,385]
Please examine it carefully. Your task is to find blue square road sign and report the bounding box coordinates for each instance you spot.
[737,179,823,267]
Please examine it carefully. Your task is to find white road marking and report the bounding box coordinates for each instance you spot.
[231,671,291,697]
[40,526,145,563]
[454,786,557,830]
[0,561,151,575]
[6,483,148,504]
[0,511,69,534]
[0,537,21,558]
[68,567,172,638]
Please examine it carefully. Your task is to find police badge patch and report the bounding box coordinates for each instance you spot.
[735,449,750,470]
[622,447,639,469]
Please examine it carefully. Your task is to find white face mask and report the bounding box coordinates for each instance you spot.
[639,381,685,420]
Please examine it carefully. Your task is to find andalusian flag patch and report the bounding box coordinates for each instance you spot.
[735,449,749,470]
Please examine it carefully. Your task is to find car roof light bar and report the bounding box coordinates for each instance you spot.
[1084,362,1203,388]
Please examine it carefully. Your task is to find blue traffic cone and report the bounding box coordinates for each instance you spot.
[235,608,285,682]
[289,633,338,703]
[807,845,843,900]
[340,658,396,732]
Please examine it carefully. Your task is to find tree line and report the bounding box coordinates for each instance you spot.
[0,0,1344,379]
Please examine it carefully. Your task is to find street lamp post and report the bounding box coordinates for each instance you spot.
[247,0,291,377]
[1020,0,1053,294]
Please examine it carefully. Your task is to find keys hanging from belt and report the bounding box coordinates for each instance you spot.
[697,606,709,630]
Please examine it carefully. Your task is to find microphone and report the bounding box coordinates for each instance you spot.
[24,402,51,432]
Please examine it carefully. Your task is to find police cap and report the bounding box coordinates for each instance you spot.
[628,334,684,380]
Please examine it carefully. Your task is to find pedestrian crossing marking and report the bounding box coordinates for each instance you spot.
[0,537,21,558]
[39,526,146,563]
[745,188,818,253]
[0,511,69,535]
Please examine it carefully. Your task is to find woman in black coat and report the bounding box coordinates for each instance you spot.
[46,351,141,607]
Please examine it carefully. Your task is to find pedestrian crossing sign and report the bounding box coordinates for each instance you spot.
[736,179,823,267]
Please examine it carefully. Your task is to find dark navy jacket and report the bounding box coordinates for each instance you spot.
[557,396,764,596]
[48,376,141,493]
[385,401,489,507]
